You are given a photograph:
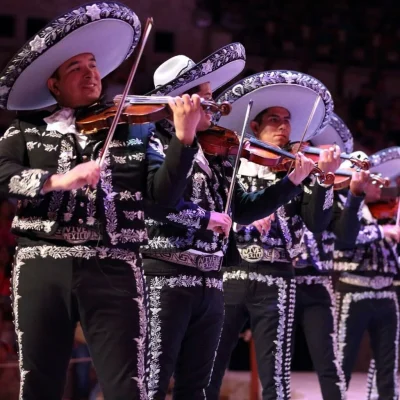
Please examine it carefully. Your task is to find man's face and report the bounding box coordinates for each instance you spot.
[190,82,213,132]
[249,107,291,147]
[364,181,382,204]
[47,53,102,109]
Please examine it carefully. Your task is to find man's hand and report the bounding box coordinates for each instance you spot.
[207,211,232,237]
[382,225,400,243]
[169,94,202,146]
[318,145,341,174]
[42,161,100,193]
[288,153,316,186]
[252,214,275,235]
[349,170,370,196]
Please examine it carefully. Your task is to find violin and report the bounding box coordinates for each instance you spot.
[76,95,232,135]
[332,168,389,190]
[197,125,335,185]
[290,142,370,170]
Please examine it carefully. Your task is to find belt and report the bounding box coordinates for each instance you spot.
[36,226,102,245]
[238,245,288,263]
[147,252,223,272]
[339,273,393,290]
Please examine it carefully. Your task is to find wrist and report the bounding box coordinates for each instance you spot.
[42,174,64,194]
[175,129,194,146]
[350,187,363,197]
[288,173,301,186]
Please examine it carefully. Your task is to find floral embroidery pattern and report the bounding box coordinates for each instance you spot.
[216,70,333,134]
[147,274,223,398]
[323,187,334,210]
[9,169,48,198]
[49,139,73,223]
[0,126,20,142]
[123,210,145,221]
[166,208,206,228]
[11,252,29,397]
[248,272,295,399]
[296,276,347,398]
[337,289,400,400]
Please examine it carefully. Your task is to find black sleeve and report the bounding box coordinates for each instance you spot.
[332,192,365,249]
[146,128,198,207]
[144,198,211,231]
[0,120,52,199]
[301,180,334,234]
[232,176,302,225]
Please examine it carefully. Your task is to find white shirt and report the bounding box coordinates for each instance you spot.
[43,107,88,149]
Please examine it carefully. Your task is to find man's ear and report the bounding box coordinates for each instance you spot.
[250,121,259,137]
[47,78,60,97]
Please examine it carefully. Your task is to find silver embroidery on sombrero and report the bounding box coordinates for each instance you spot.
[150,43,245,97]
[370,147,400,167]
[216,70,333,134]
[329,113,354,154]
[0,2,141,109]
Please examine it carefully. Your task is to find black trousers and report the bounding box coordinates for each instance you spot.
[12,243,148,400]
[295,275,346,400]
[144,259,224,400]
[206,263,296,400]
[336,282,399,400]
[366,284,400,400]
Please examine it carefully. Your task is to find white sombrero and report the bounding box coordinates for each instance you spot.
[147,43,246,96]
[215,70,334,142]
[370,147,400,186]
[311,113,354,154]
[0,2,141,110]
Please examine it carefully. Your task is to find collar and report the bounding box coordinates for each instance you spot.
[43,107,78,135]
[238,158,276,179]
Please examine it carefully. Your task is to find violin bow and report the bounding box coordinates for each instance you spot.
[224,99,254,215]
[285,95,321,177]
[98,17,154,168]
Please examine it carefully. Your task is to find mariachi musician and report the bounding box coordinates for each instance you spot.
[0,2,204,399]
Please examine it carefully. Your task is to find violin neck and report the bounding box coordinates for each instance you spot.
[114,94,209,105]
[248,137,295,159]
[114,94,172,105]
[303,146,349,160]
[335,169,352,177]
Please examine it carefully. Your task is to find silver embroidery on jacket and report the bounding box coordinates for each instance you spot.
[9,169,48,198]
[323,187,334,210]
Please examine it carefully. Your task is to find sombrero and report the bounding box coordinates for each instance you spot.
[311,112,354,154]
[370,147,400,186]
[215,70,334,142]
[0,2,141,110]
[147,42,246,96]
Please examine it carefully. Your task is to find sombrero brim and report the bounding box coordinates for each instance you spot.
[216,70,333,142]
[370,147,400,186]
[0,2,141,110]
[311,113,354,154]
[147,43,246,97]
